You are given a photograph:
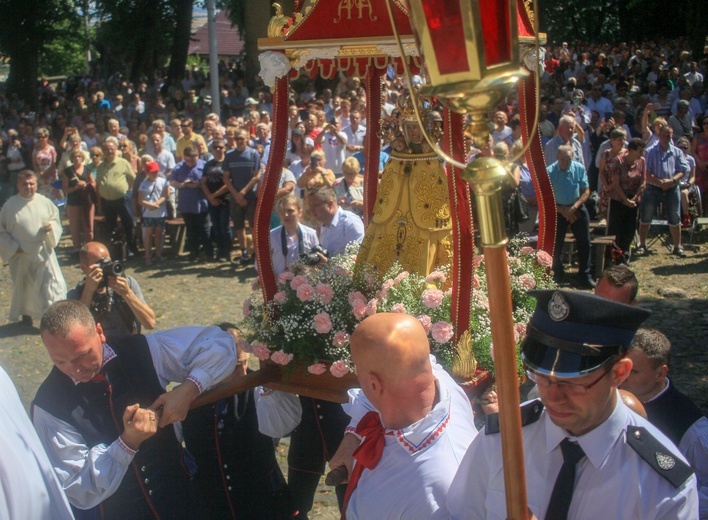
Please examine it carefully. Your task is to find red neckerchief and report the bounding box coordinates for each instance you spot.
[341,411,386,519]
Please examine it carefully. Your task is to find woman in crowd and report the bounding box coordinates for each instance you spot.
[32,127,58,199]
[607,138,646,263]
[287,128,306,163]
[598,127,627,221]
[691,116,708,215]
[58,133,90,172]
[201,138,231,262]
[334,157,364,217]
[269,194,319,276]
[513,139,538,236]
[138,161,169,265]
[119,139,139,173]
[676,137,696,227]
[62,149,95,252]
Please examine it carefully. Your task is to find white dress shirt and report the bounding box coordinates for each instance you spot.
[269,223,319,276]
[343,356,478,520]
[446,395,699,519]
[33,326,237,509]
[319,207,364,256]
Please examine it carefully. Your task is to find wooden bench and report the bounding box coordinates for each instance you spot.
[165,218,187,257]
[562,233,616,279]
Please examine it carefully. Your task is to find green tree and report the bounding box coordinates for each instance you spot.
[0,0,79,108]
[39,18,88,77]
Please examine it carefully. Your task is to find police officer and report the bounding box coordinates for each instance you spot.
[446,290,698,519]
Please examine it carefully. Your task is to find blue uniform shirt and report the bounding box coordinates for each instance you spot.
[547,160,589,206]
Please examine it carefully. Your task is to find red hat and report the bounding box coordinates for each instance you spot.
[145,161,159,174]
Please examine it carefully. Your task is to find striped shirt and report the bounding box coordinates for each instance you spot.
[645,143,689,182]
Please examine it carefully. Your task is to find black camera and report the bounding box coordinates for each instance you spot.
[299,245,329,266]
[97,258,125,286]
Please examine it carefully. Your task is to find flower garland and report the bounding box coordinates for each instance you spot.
[239,237,556,378]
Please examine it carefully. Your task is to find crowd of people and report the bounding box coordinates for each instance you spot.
[0,36,706,519]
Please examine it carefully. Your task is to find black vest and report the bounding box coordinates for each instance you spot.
[181,382,293,519]
[33,335,194,520]
[643,379,704,447]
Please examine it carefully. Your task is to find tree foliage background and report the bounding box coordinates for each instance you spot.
[0,0,705,108]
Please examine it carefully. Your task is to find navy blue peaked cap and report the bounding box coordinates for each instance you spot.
[521,290,651,378]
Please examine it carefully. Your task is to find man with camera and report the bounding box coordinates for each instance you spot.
[68,241,155,341]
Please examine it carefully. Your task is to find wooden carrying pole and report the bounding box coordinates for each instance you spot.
[464,157,530,520]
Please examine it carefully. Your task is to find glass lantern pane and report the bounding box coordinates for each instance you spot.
[422,0,470,75]
[479,0,511,66]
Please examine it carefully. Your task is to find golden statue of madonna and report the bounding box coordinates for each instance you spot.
[357,94,453,277]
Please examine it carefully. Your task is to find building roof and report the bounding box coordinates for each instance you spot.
[188,10,244,57]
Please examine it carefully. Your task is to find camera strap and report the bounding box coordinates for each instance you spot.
[281,225,304,266]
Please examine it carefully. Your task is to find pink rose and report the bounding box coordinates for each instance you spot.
[348,291,367,306]
[536,250,553,267]
[431,321,454,343]
[514,322,527,344]
[422,288,444,308]
[352,300,367,320]
[313,312,333,334]
[308,363,327,375]
[508,256,522,269]
[252,343,271,361]
[393,271,410,285]
[445,288,452,297]
[417,314,432,333]
[296,283,315,302]
[366,298,378,316]
[273,291,287,304]
[315,283,334,303]
[236,338,252,353]
[242,298,251,318]
[471,274,481,290]
[472,255,484,269]
[520,246,535,256]
[519,273,536,290]
[330,360,350,378]
[290,275,309,290]
[426,271,447,284]
[379,279,394,298]
[391,302,406,313]
[277,271,294,285]
[332,331,350,348]
[271,349,294,365]
[333,266,349,277]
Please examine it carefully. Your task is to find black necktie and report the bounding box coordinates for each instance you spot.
[545,438,586,520]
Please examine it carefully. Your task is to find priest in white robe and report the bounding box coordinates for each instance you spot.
[0,170,67,325]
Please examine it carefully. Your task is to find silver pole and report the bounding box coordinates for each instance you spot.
[206,0,221,118]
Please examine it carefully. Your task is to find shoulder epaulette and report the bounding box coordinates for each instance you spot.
[485,399,544,435]
[626,425,694,488]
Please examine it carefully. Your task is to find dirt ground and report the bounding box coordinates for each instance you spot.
[1,221,707,518]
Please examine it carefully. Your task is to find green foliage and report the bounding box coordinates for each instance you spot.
[39,18,87,77]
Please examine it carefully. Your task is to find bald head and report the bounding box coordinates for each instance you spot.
[79,241,110,272]
[350,314,435,428]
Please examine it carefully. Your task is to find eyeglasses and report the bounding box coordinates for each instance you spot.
[525,364,614,396]
[92,154,102,157]
[38,135,48,139]
[181,124,191,128]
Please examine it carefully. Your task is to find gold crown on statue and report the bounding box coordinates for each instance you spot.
[379,90,444,148]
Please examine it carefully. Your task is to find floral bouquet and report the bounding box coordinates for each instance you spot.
[239,236,555,379]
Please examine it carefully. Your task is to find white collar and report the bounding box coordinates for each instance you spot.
[383,379,451,455]
[544,390,628,469]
